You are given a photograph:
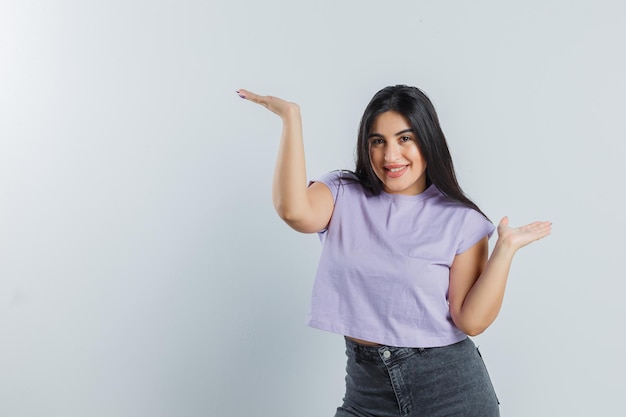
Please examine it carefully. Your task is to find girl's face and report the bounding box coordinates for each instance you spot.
[368,111,427,196]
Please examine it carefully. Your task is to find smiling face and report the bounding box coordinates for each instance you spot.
[368,111,428,196]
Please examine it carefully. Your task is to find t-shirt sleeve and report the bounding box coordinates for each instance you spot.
[309,170,358,240]
[456,209,496,255]
[308,170,356,204]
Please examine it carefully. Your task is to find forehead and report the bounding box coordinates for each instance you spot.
[371,111,411,133]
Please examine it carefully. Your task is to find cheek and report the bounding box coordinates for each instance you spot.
[368,150,384,176]
[369,148,380,164]
[419,151,428,167]
[411,147,426,165]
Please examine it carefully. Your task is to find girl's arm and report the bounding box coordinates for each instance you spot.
[237,89,333,233]
[448,217,552,336]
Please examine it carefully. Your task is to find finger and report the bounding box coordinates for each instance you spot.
[498,216,509,228]
[530,227,552,241]
[236,88,260,102]
[522,221,552,233]
[523,222,552,239]
[523,220,552,228]
[236,89,277,113]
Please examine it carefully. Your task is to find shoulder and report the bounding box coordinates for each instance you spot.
[420,186,467,215]
[424,187,495,252]
[314,170,358,185]
[310,170,362,202]
[455,207,495,254]
[428,188,487,219]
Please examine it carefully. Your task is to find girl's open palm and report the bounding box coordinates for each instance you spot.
[237,89,300,119]
[497,217,552,251]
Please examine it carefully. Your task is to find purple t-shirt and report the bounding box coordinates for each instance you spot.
[306,171,495,348]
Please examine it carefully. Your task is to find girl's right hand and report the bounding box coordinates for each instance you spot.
[236,89,300,120]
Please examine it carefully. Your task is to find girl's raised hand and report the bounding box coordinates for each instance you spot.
[237,89,300,120]
[496,216,552,251]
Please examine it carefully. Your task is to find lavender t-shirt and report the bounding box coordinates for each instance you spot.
[306,171,495,348]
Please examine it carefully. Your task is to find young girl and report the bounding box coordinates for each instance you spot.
[237,85,551,417]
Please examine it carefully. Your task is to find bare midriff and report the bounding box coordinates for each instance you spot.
[345,336,382,346]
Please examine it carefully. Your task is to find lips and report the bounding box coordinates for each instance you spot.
[384,165,408,178]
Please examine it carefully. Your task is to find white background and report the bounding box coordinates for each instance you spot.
[1,1,624,416]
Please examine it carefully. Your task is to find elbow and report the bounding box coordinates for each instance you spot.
[274,203,301,226]
[451,312,491,336]
[273,197,296,220]
[463,326,487,337]
[457,322,489,337]
[273,202,290,222]
[273,204,319,234]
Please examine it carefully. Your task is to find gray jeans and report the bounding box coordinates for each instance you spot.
[335,337,500,417]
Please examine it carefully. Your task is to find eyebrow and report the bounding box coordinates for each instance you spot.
[367,128,414,139]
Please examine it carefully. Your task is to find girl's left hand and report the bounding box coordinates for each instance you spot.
[496,216,552,251]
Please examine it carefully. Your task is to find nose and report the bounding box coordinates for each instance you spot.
[384,142,401,162]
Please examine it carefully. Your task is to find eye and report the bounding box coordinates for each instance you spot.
[400,135,412,143]
[370,138,385,146]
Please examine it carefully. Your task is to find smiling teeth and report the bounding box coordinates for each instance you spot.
[388,167,405,172]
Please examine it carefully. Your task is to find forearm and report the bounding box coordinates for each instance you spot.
[455,241,517,335]
[238,89,334,232]
[271,106,310,222]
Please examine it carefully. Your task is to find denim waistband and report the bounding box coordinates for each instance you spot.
[344,337,431,364]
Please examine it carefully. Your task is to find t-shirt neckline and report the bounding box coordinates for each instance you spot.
[379,183,439,202]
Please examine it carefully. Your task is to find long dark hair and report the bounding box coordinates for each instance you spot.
[353,85,489,220]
